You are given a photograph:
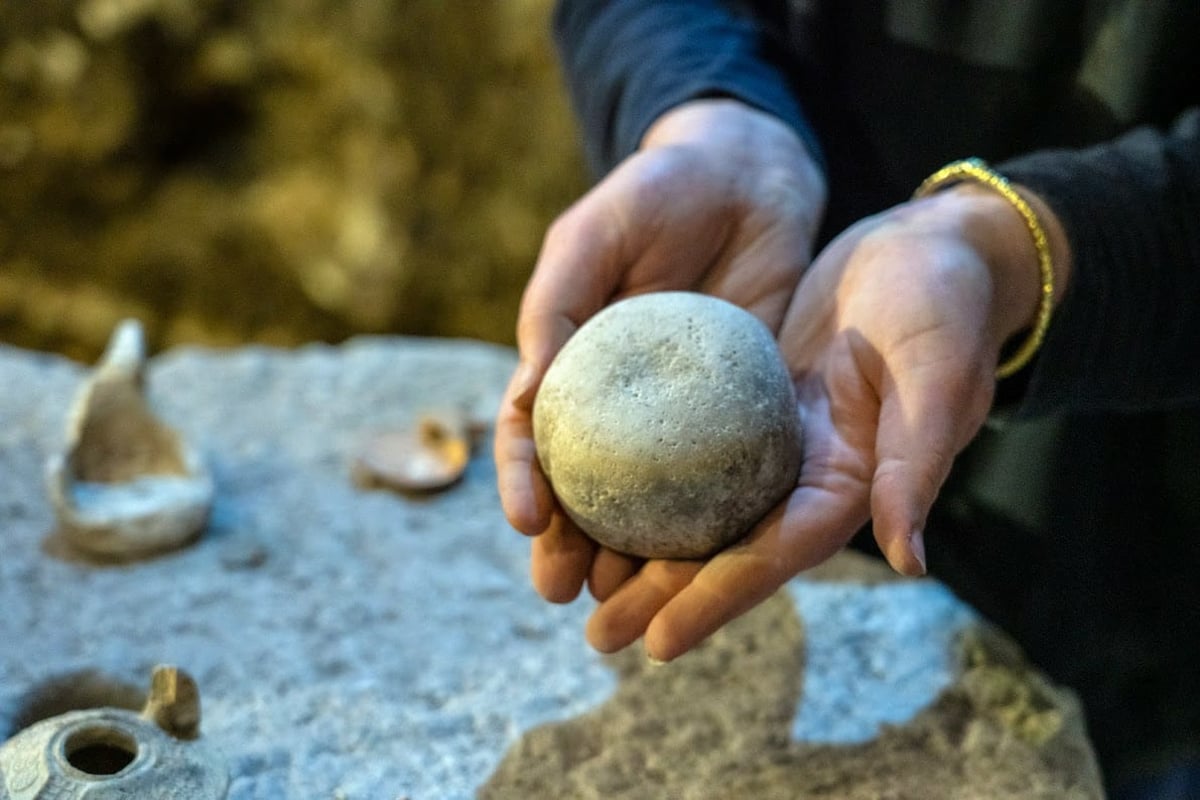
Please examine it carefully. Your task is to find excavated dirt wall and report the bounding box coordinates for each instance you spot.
[0,0,586,360]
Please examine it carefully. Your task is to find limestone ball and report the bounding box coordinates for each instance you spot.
[532,292,802,560]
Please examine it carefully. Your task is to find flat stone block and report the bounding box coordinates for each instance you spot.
[0,338,1102,799]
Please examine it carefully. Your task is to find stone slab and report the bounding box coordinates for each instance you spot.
[0,337,1103,799]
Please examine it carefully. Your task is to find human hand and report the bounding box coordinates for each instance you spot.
[583,182,1071,662]
[494,98,826,602]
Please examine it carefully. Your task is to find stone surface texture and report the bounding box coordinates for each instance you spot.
[533,293,801,559]
[0,337,1102,799]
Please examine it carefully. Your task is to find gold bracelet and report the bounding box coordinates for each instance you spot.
[913,158,1055,379]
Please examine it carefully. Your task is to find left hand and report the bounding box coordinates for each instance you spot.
[492,99,826,605]
[584,183,1071,662]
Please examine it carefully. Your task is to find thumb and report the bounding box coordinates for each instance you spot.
[870,356,993,576]
[514,186,636,404]
[495,191,630,535]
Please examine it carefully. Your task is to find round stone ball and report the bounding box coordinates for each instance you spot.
[532,291,802,560]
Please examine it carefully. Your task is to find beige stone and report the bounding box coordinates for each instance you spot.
[533,292,801,559]
[44,319,213,561]
[351,411,474,493]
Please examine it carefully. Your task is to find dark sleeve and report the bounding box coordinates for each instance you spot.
[998,108,1200,414]
[553,0,822,177]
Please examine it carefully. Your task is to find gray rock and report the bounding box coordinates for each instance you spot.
[0,337,614,800]
[482,552,1104,800]
[533,292,801,559]
[0,338,1102,799]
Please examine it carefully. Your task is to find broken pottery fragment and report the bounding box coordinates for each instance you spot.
[45,319,214,560]
[533,292,802,559]
[0,665,228,799]
[352,410,474,493]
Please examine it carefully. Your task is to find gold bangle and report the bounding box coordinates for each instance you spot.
[913,158,1055,379]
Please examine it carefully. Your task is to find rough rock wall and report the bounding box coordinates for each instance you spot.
[0,0,585,359]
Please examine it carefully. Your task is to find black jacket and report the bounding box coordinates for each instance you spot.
[553,0,1200,786]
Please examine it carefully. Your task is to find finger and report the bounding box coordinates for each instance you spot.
[587,548,643,602]
[494,368,556,535]
[645,482,868,662]
[530,511,597,603]
[586,559,703,654]
[870,357,993,576]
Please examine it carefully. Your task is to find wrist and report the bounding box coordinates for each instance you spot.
[928,183,1071,354]
[640,98,828,220]
[1013,184,1071,309]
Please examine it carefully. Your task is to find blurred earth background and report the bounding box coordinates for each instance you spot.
[0,0,586,360]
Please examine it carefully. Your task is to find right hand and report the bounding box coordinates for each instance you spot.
[580,181,1071,662]
[493,97,827,605]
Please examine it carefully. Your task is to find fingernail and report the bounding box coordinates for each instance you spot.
[909,529,927,575]
[646,653,668,668]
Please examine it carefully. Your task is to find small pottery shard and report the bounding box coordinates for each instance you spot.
[352,411,474,493]
[0,665,228,799]
[45,319,214,560]
[140,666,202,741]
